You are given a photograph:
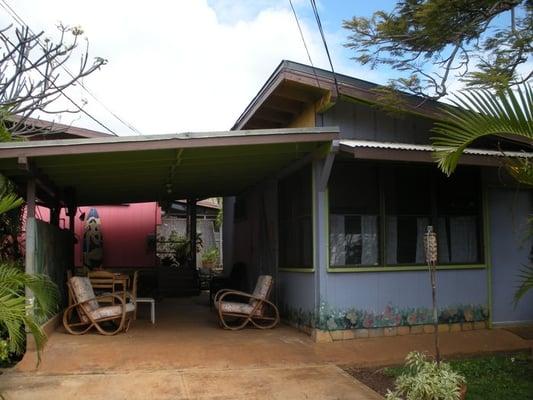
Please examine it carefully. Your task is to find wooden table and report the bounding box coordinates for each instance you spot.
[112,273,130,303]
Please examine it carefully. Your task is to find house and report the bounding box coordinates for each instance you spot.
[0,61,530,342]
[223,60,532,340]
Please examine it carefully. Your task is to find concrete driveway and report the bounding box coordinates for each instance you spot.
[2,296,530,399]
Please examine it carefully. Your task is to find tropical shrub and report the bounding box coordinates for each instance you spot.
[385,352,466,400]
[0,181,59,364]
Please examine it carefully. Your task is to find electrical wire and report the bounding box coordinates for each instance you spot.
[288,0,320,88]
[0,0,143,135]
[309,0,339,96]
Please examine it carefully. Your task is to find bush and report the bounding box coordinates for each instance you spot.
[386,352,465,400]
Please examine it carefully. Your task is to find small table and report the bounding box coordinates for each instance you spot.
[136,297,155,324]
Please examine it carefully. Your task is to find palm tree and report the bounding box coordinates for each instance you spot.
[0,181,59,362]
[431,84,532,304]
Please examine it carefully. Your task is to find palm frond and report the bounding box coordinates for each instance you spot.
[431,84,533,176]
[0,192,23,216]
[514,264,533,306]
[0,263,59,356]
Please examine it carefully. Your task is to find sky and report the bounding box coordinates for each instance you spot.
[0,0,405,136]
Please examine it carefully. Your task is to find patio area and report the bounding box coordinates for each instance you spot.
[2,294,531,399]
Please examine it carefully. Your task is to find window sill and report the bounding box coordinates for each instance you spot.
[327,264,486,273]
[279,267,315,273]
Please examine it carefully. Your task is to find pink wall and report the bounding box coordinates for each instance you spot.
[32,202,160,269]
[73,203,160,268]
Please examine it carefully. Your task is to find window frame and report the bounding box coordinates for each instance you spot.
[327,162,486,272]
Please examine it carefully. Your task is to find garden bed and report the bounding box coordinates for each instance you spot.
[343,352,533,399]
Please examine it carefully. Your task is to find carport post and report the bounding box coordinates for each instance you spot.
[67,205,77,274]
[25,178,36,306]
[186,198,197,268]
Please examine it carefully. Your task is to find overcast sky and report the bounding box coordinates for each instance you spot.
[1,1,398,135]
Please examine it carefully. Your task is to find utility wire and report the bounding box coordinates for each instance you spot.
[288,0,320,88]
[309,0,339,96]
[0,0,142,135]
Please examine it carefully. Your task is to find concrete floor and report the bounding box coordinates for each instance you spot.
[2,295,531,399]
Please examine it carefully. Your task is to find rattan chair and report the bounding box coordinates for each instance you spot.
[214,275,279,330]
[63,276,134,335]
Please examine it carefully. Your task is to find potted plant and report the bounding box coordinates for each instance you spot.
[201,247,219,269]
[385,352,466,400]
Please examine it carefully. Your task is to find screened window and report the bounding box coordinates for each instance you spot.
[384,166,432,264]
[278,165,312,268]
[329,163,380,267]
[434,168,482,264]
[328,162,483,268]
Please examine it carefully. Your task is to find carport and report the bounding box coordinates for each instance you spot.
[0,126,338,300]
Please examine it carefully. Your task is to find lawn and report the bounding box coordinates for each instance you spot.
[344,352,533,400]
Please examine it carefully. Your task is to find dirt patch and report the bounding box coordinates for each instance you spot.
[342,366,395,397]
[504,326,533,340]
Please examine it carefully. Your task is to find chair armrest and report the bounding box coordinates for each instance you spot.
[213,288,234,303]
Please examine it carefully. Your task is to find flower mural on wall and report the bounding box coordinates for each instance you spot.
[281,302,489,331]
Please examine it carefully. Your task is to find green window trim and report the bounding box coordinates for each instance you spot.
[327,264,486,273]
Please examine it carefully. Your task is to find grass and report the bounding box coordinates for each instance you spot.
[384,353,533,400]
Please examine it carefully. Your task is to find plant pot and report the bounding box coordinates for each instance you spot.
[202,261,215,269]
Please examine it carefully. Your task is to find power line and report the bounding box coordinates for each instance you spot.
[0,0,143,135]
[309,0,339,96]
[288,0,320,88]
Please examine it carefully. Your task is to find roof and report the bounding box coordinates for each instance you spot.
[0,127,338,206]
[339,139,533,166]
[232,60,444,130]
[11,116,113,140]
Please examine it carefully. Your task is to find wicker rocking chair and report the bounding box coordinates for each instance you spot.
[63,276,135,336]
[214,275,280,330]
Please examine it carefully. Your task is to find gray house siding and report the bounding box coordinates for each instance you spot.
[489,187,533,325]
[320,100,435,144]
[324,270,486,311]
[228,95,530,333]
[310,100,492,331]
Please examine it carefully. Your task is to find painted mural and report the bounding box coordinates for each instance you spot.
[282,301,489,331]
[83,208,104,269]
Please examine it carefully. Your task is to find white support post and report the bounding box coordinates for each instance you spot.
[25,178,36,311]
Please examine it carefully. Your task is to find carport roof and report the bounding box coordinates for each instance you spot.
[0,127,338,206]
